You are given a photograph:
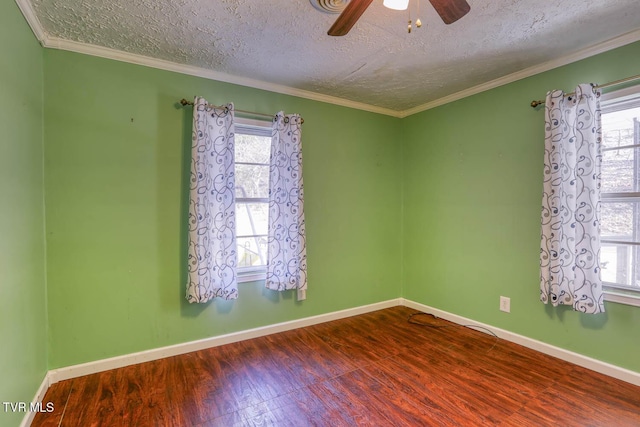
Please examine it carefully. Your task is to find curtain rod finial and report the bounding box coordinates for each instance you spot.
[531,100,544,108]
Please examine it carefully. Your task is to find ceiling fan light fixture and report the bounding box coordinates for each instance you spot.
[383,0,409,11]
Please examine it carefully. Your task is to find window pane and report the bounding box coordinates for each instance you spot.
[600,92,640,296]
[236,202,269,236]
[601,106,640,150]
[601,243,640,289]
[235,164,269,198]
[600,201,637,240]
[236,134,270,163]
[601,148,637,193]
[237,236,267,268]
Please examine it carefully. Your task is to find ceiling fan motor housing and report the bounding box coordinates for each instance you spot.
[310,0,350,14]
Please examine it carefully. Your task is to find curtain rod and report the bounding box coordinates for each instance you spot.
[530,73,640,108]
[179,99,304,123]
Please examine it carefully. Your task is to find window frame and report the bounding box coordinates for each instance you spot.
[600,85,640,307]
[234,117,272,283]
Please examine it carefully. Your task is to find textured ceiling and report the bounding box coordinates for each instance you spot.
[27,0,640,113]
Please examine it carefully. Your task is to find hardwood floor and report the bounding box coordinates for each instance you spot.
[32,306,640,426]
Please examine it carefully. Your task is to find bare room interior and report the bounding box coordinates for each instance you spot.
[2,0,640,425]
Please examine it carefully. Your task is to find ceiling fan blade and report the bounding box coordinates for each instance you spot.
[428,0,470,24]
[328,0,374,36]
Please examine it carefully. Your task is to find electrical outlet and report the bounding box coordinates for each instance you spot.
[500,296,510,313]
[297,288,307,301]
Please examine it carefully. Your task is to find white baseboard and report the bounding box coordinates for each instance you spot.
[20,372,51,427]
[401,298,640,387]
[26,296,640,426]
[48,298,402,384]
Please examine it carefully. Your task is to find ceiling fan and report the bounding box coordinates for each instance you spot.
[328,0,471,36]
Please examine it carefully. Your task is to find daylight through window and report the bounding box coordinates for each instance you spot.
[235,120,271,280]
[600,86,640,298]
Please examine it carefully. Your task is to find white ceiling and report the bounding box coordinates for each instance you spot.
[21,0,640,115]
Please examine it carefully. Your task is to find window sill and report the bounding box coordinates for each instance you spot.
[238,270,266,283]
[603,289,640,307]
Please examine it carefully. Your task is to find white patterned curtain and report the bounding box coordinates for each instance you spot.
[540,84,604,313]
[186,97,238,303]
[266,112,307,292]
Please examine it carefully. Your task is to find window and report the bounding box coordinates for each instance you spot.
[235,119,271,282]
[599,85,640,306]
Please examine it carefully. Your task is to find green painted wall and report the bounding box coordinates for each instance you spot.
[43,50,403,368]
[5,1,638,394]
[402,41,640,372]
[0,1,47,426]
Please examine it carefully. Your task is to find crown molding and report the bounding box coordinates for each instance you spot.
[14,0,47,44]
[44,37,404,118]
[14,0,401,117]
[399,27,640,117]
[14,0,640,119]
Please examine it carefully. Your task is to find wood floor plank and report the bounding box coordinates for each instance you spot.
[31,306,640,427]
[375,353,500,425]
[267,386,355,426]
[563,364,640,411]
[31,378,73,427]
[360,357,475,426]
[237,398,319,427]
[309,377,397,426]
[330,367,440,427]
[282,326,359,378]
[262,329,352,387]
[304,317,399,366]
[516,380,640,427]
[399,343,544,412]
